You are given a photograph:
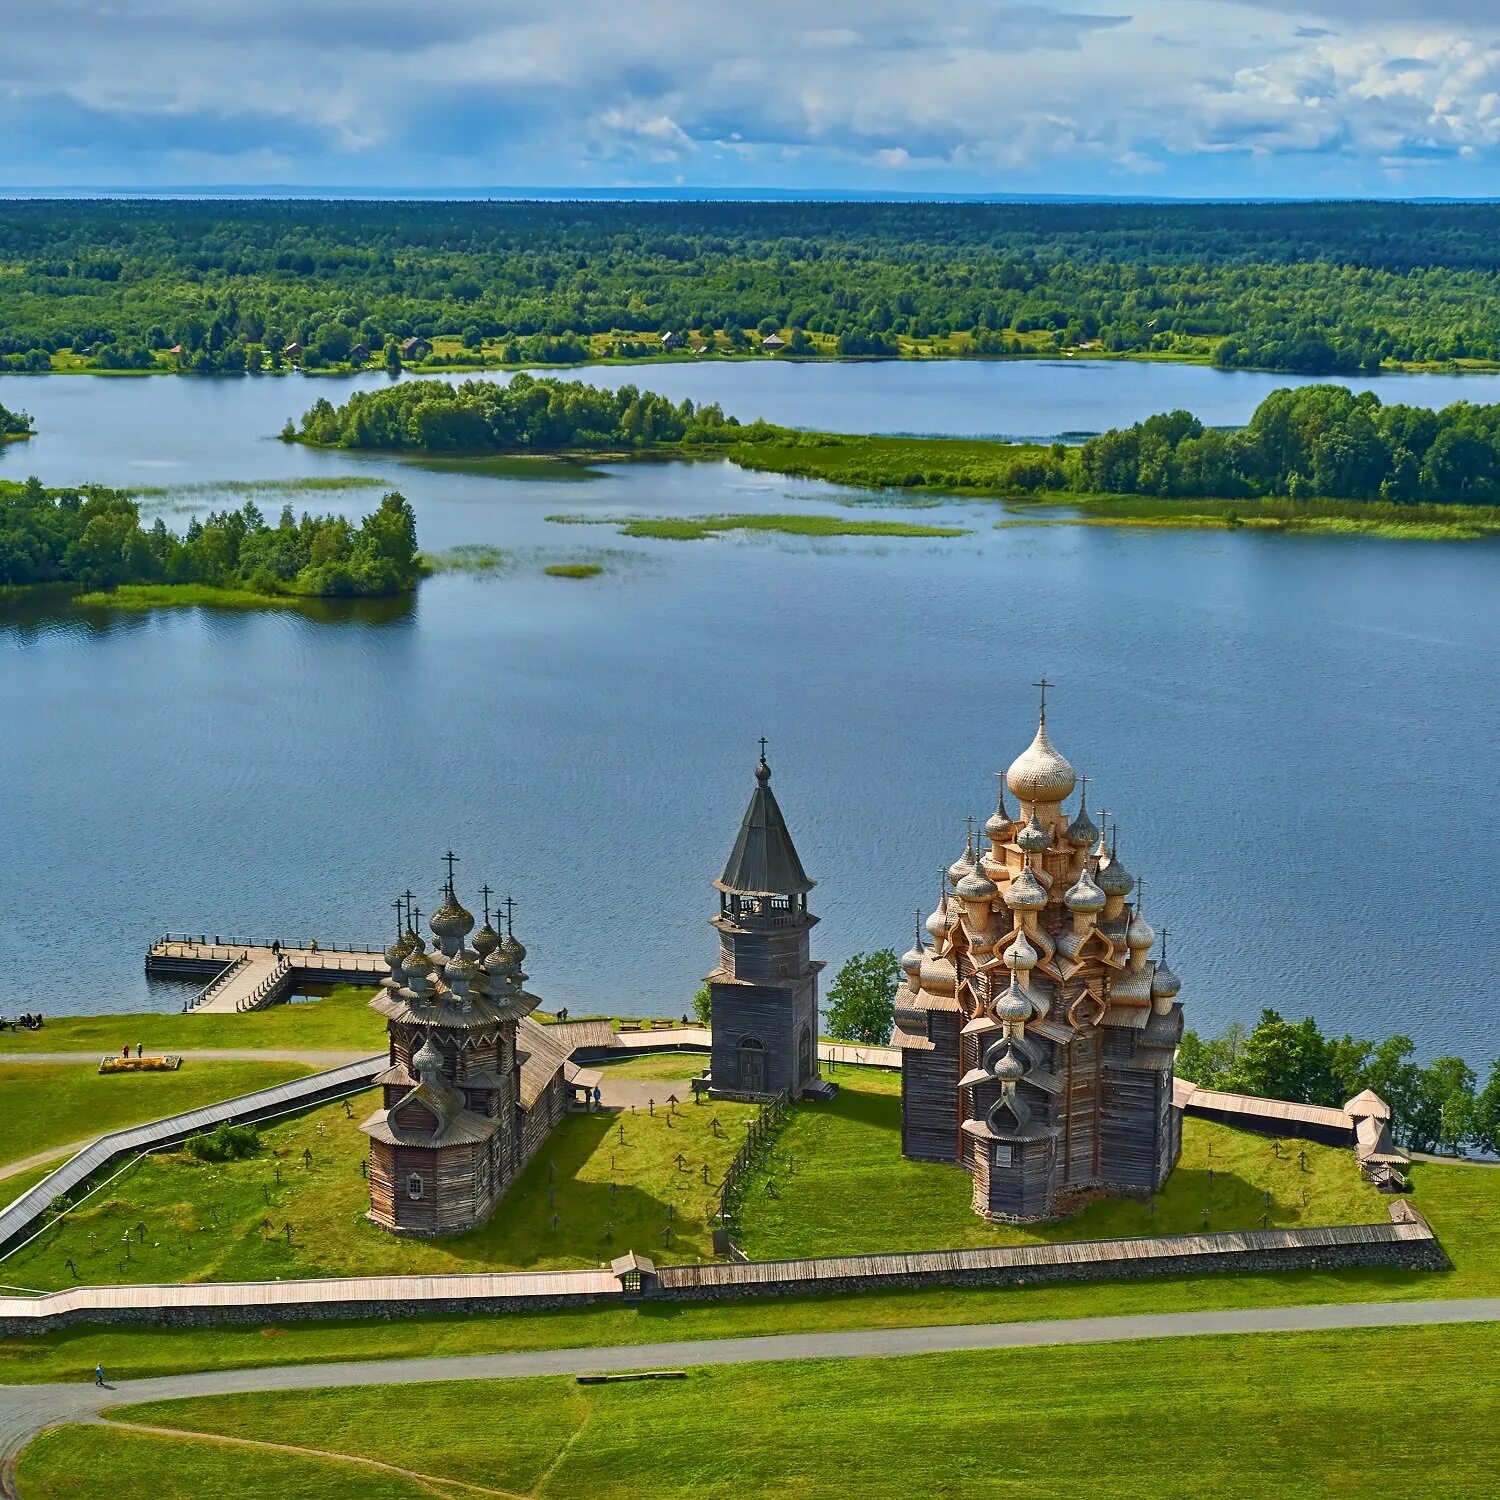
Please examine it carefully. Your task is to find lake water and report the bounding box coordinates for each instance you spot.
[3,360,1499,1064]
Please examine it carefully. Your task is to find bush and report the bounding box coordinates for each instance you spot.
[185,1121,261,1162]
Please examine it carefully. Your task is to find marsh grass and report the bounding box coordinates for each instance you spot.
[546,512,968,541]
[417,543,511,575]
[544,563,604,578]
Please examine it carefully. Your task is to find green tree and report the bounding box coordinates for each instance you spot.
[692,984,712,1027]
[1223,1010,1337,1105]
[1473,1059,1500,1156]
[824,950,899,1044]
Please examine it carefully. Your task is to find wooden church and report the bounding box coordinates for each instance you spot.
[893,687,1184,1222]
[361,869,574,1236]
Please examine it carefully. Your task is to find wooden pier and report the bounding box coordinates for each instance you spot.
[146,936,389,1013]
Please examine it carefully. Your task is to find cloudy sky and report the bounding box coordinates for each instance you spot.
[4,1,1500,194]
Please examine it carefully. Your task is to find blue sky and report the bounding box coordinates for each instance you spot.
[4,1,1500,195]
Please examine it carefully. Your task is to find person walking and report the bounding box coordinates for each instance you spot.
[136,1042,143,1058]
[94,1363,105,1387]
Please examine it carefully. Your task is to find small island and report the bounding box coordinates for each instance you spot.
[0,478,420,605]
[0,401,33,442]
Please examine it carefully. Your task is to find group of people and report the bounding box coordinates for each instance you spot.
[8,1012,43,1030]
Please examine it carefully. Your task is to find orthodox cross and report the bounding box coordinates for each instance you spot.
[391,897,404,938]
[402,889,415,929]
[410,904,422,934]
[1136,877,1146,914]
[1033,676,1054,719]
[479,884,493,926]
[758,735,768,761]
[503,895,516,937]
[1078,773,1089,803]
[442,850,460,895]
[1159,926,1169,960]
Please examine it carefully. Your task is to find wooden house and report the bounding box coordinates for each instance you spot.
[660,330,684,349]
[401,337,432,360]
[894,690,1183,1222]
[348,342,371,364]
[761,333,787,351]
[706,749,831,1102]
[282,341,303,358]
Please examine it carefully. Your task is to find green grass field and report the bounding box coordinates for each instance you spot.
[1,1086,758,1290]
[0,1060,315,1177]
[0,988,384,1056]
[18,1323,1498,1499]
[736,1068,1383,1257]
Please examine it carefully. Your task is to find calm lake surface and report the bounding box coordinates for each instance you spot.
[4,360,1498,1063]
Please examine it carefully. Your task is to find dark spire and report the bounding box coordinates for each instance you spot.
[716,747,814,897]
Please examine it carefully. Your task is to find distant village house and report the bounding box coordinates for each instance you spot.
[401,337,432,360]
[761,333,786,351]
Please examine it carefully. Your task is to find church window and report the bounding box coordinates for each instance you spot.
[407,1172,424,1200]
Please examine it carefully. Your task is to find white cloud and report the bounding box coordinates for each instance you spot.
[2,1,1500,192]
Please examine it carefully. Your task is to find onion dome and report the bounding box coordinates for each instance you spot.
[991,1046,1026,1083]
[1096,852,1134,898]
[993,979,1033,1023]
[1015,812,1050,853]
[431,889,475,942]
[500,929,527,965]
[985,784,1015,843]
[402,937,433,980]
[1127,910,1156,952]
[901,915,925,978]
[947,836,979,888]
[1003,930,1038,972]
[385,930,412,969]
[1066,784,1099,848]
[926,881,954,939]
[957,855,997,902]
[444,952,477,983]
[1064,864,1107,913]
[1151,960,1181,1000]
[472,921,500,959]
[1006,716,1076,805]
[413,1035,443,1077]
[1003,859,1048,912]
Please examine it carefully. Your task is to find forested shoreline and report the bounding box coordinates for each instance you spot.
[292,376,1500,515]
[0,480,419,597]
[0,401,31,438]
[1179,1009,1500,1157]
[5,199,1500,376]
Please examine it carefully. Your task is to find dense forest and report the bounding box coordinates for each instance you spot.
[3,200,1500,375]
[291,374,752,450]
[0,401,31,437]
[294,376,1500,509]
[1077,385,1500,504]
[1179,1009,1500,1157]
[0,479,419,596]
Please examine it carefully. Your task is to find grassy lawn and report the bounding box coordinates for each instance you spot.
[594,1054,709,1082]
[0,988,384,1055]
[18,1323,1498,1499]
[736,1068,1383,1259]
[2,1088,760,1291]
[0,1061,315,1175]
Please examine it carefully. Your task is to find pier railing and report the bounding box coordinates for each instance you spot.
[153,932,379,955]
[182,954,247,1013]
[236,958,293,1013]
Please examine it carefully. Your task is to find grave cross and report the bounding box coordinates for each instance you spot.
[284,1222,294,1243]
